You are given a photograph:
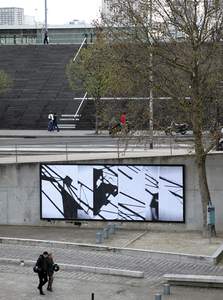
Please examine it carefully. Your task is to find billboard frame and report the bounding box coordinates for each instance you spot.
[40,163,185,223]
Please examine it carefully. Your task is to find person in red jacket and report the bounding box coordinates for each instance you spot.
[120,112,127,127]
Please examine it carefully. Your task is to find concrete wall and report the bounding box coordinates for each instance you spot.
[0,164,39,225]
[0,153,222,231]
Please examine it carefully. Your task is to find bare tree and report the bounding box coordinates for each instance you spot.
[101,0,223,234]
[66,32,132,134]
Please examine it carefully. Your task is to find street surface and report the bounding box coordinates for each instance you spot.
[1,266,223,300]
[1,243,223,281]
[0,133,194,155]
[1,242,223,300]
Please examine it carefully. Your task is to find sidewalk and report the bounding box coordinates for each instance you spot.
[0,129,171,138]
[0,225,222,258]
[2,270,223,300]
[0,129,99,138]
[1,226,223,300]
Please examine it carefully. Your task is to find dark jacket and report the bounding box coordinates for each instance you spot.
[36,255,48,273]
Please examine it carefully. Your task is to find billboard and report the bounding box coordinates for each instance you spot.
[40,164,185,222]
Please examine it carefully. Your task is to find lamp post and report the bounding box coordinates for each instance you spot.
[43,0,49,44]
[44,0,48,32]
[149,0,154,149]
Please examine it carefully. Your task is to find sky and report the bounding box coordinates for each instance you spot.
[0,0,102,25]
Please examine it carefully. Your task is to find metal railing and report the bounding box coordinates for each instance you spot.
[70,37,89,128]
[73,37,87,62]
[74,92,88,118]
[57,36,88,129]
[0,31,95,45]
[0,134,198,164]
[59,92,88,129]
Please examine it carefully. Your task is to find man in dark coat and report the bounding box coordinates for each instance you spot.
[36,251,49,295]
[43,31,49,44]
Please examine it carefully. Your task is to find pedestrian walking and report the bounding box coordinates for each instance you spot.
[35,251,49,295]
[48,112,54,131]
[53,112,60,132]
[47,253,54,292]
[43,31,49,44]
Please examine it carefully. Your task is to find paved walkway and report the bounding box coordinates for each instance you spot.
[1,226,223,280]
[2,268,223,300]
[1,225,223,299]
[0,225,222,256]
[0,130,112,138]
[0,227,223,283]
[0,129,193,164]
[0,129,98,137]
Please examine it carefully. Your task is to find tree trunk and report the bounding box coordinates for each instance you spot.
[95,114,99,135]
[192,96,212,235]
[95,99,99,135]
[193,110,212,235]
[191,56,212,235]
[194,150,210,235]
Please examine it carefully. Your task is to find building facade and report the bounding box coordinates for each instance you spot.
[101,0,111,17]
[0,24,95,45]
[0,7,24,25]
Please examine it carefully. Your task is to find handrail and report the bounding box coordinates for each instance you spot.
[74,92,88,118]
[72,38,88,126]
[72,96,191,100]
[72,97,159,100]
[73,37,87,62]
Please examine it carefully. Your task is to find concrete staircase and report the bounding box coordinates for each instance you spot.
[0,45,88,129]
[75,99,96,130]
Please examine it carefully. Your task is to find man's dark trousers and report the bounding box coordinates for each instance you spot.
[38,271,48,293]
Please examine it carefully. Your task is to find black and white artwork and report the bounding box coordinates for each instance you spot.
[41,164,184,222]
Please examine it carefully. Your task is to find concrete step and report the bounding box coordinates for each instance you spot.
[163,274,223,288]
[59,124,76,129]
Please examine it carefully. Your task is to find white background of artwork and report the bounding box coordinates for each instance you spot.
[41,164,184,221]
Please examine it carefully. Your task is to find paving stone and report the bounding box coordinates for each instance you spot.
[1,242,223,282]
[1,225,223,299]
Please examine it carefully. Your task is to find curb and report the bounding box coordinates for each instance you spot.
[0,257,144,278]
[0,131,109,139]
[0,236,220,265]
[163,273,223,288]
[212,244,223,264]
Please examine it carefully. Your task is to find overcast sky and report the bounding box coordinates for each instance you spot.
[0,0,102,25]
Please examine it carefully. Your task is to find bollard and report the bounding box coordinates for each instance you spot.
[96,231,103,244]
[154,294,162,300]
[103,227,109,239]
[163,283,170,295]
[20,260,25,266]
[91,293,94,300]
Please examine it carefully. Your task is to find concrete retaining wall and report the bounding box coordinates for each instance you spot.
[0,153,222,231]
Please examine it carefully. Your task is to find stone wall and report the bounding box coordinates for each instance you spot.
[0,153,222,231]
